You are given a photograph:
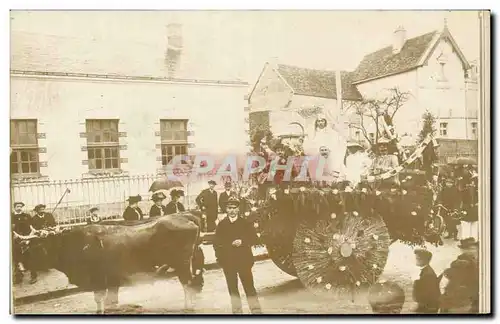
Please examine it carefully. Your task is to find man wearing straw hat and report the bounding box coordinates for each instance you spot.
[371,136,400,189]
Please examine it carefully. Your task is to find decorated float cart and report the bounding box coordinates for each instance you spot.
[238,117,446,297]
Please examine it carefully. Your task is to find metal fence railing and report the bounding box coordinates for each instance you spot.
[10,174,221,226]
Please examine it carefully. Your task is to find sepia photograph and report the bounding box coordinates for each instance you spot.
[8,9,490,315]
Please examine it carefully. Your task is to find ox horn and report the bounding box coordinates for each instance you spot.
[289,122,305,138]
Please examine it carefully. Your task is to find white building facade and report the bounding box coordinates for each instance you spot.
[10,17,249,217]
[248,25,479,150]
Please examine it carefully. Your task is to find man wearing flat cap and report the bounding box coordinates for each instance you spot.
[25,204,56,283]
[412,248,440,313]
[149,192,167,217]
[31,204,57,231]
[165,189,186,215]
[218,182,235,214]
[195,180,218,232]
[214,196,262,314]
[122,195,144,221]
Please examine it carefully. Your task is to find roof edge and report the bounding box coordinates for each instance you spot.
[247,62,270,102]
[419,28,471,71]
[10,70,249,86]
[273,65,296,95]
[293,92,363,102]
[351,66,421,85]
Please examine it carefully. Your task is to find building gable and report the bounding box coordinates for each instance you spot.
[247,62,294,112]
[418,27,471,72]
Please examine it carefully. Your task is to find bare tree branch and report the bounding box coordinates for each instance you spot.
[346,86,410,149]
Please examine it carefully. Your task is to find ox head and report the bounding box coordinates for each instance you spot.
[18,227,75,272]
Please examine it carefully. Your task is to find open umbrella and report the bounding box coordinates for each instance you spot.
[149,178,184,192]
[448,157,477,166]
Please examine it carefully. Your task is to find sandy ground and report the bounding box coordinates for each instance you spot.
[12,244,266,299]
[13,238,463,315]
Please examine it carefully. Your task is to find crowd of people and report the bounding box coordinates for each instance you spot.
[11,171,480,314]
[367,242,479,314]
[12,203,57,284]
[11,111,480,314]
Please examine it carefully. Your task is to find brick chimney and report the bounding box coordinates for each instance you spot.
[392,26,407,54]
[165,23,183,77]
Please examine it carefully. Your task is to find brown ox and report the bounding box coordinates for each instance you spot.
[25,212,204,314]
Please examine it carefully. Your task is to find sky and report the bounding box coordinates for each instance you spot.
[10,10,481,86]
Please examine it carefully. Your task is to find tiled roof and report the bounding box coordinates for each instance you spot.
[11,31,169,77]
[10,31,247,82]
[276,64,363,101]
[351,31,438,83]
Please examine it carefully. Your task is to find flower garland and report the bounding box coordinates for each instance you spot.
[365,133,433,182]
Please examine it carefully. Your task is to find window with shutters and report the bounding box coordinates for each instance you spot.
[86,119,121,170]
[160,119,188,165]
[10,119,40,176]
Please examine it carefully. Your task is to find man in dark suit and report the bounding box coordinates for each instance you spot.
[195,180,218,232]
[31,204,57,230]
[219,182,234,214]
[214,196,262,314]
[439,177,460,240]
[28,204,57,283]
[165,189,186,215]
[12,201,35,284]
[413,248,440,313]
[122,195,144,221]
[149,192,167,217]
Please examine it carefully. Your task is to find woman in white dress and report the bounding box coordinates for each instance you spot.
[303,112,349,184]
[344,142,373,187]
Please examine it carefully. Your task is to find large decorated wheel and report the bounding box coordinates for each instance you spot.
[257,185,348,277]
[261,208,298,277]
[292,213,391,296]
[240,193,297,276]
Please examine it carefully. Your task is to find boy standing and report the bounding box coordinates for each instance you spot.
[412,248,440,313]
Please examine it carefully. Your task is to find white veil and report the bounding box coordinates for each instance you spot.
[304,110,349,179]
